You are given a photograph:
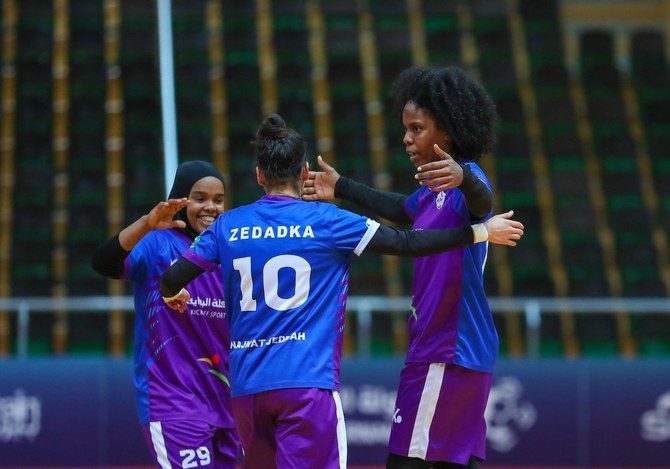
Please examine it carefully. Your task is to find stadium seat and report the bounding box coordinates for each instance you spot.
[6,0,670,358]
[423,9,460,66]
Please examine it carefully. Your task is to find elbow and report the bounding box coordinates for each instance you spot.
[90,252,121,279]
[470,206,492,220]
[90,255,104,277]
[468,194,493,219]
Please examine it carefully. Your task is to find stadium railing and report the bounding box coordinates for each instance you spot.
[1,295,669,359]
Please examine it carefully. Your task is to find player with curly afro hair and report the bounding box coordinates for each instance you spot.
[304,66,517,469]
[392,65,498,164]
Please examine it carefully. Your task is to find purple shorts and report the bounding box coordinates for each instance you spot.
[143,419,239,469]
[233,388,347,469]
[388,362,492,464]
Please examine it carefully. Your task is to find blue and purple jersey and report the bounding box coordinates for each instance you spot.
[184,195,380,398]
[403,162,497,372]
[124,229,234,427]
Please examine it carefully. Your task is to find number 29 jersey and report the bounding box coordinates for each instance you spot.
[184,195,380,398]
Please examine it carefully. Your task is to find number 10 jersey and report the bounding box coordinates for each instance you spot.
[184,194,380,398]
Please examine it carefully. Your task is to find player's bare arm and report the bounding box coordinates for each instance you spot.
[118,198,189,251]
[483,210,524,246]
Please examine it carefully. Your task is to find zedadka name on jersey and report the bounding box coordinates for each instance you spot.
[230,331,306,349]
[229,225,314,241]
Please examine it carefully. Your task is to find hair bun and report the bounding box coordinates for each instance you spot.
[267,113,285,127]
[258,113,287,139]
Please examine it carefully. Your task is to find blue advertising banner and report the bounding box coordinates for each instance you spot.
[0,359,150,466]
[0,358,669,467]
[341,359,670,467]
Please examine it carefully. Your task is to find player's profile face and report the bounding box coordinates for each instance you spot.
[401,101,450,169]
[187,176,225,233]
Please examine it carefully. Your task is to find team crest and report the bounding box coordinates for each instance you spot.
[436,191,446,209]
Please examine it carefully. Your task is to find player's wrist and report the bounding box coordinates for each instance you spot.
[471,223,488,243]
[162,287,188,303]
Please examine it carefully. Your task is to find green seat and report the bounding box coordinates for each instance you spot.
[27,338,52,356]
[68,340,107,355]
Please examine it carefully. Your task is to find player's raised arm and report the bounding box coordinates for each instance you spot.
[364,210,523,256]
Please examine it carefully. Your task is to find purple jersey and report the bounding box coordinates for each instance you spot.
[403,163,497,372]
[124,229,235,427]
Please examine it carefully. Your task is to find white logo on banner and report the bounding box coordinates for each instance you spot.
[640,391,670,442]
[0,389,41,442]
[341,385,396,445]
[485,377,536,452]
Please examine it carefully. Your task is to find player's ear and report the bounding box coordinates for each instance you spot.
[301,162,310,181]
[256,166,265,186]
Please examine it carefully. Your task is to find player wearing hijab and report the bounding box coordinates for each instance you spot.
[159,114,522,469]
[91,161,239,468]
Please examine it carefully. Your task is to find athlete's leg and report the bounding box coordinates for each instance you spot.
[232,394,277,469]
[433,456,480,469]
[274,388,347,469]
[386,452,432,469]
[212,426,241,468]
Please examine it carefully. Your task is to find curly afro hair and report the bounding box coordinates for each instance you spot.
[392,66,499,162]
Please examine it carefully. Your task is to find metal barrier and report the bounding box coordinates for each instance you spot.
[1,296,669,358]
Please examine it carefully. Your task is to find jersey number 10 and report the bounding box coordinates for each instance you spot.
[233,255,311,311]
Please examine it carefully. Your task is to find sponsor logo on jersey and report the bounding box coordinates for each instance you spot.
[197,355,230,386]
[230,331,306,349]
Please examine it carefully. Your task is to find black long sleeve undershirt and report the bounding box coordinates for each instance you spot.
[159,224,475,298]
[366,224,474,255]
[91,234,129,279]
[459,164,493,219]
[335,177,411,224]
[160,258,206,298]
[334,163,492,222]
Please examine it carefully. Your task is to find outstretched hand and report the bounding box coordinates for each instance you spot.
[302,155,340,201]
[146,198,189,230]
[415,144,464,192]
[484,210,524,246]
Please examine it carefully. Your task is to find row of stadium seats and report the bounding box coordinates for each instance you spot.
[0,0,668,357]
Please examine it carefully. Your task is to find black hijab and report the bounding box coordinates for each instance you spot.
[168,160,225,240]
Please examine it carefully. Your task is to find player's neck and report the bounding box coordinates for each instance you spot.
[268,184,301,198]
[270,191,300,198]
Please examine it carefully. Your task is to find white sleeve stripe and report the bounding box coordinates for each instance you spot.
[353,219,381,256]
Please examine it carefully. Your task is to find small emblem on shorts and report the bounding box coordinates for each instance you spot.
[393,408,402,423]
[436,191,445,209]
